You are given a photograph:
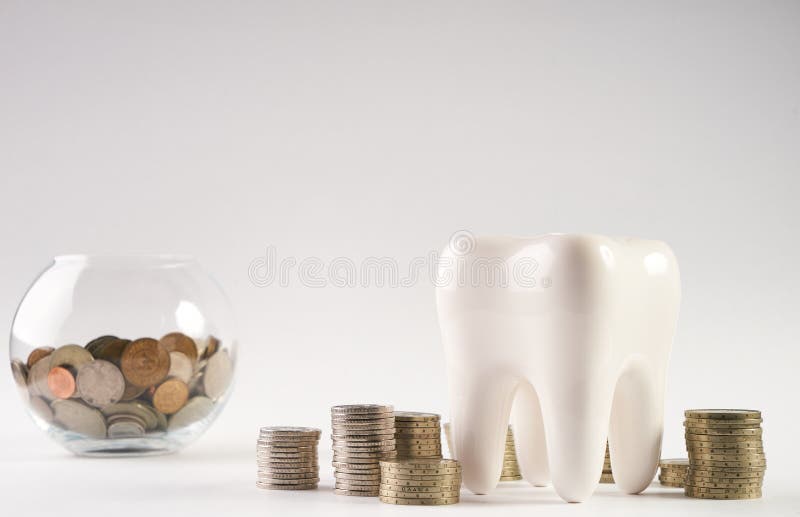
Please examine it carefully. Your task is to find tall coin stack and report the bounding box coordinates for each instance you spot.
[443,423,522,481]
[684,409,766,500]
[331,404,396,496]
[659,458,689,488]
[379,458,462,506]
[394,412,442,459]
[256,426,321,490]
[600,441,614,483]
[501,427,523,481]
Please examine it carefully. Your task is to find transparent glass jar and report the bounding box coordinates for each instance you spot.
[9,255,236,456]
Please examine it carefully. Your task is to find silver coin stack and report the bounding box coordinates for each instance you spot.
[331,404,397,496]
[256,426,321,490]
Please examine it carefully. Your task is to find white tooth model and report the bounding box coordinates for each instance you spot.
[436,234,681,503]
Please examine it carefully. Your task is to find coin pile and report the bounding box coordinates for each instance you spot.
[331,404,397,496]
[684,409,765,500]
[659,458,689,488]
[394,412,442,459]
[256,427,320,490]
[443,423,521,481]
[379,458,462,506]
[11,333,231,438]
[600,441,614,483]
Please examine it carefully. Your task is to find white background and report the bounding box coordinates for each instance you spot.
[1,1,798,515]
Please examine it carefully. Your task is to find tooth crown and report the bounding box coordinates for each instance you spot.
[436,234,681,503]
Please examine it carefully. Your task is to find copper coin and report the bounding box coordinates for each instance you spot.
[93,338,130,365]
[76,359,126,407]
[152,378,189,414]
[120,338,170,387]
[47,366,76,399]
[201,335,220,359]
[159,332,198,363]
[27,347,54,368]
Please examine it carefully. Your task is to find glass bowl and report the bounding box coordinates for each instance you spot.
[9,255,236,456]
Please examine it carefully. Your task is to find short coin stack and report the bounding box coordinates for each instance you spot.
[379,458,462,506]
[501,427,523,481]
[394,412,442,459]
[443,423,522,482]
[684,409,765,500]
[600,441,614,483]
[256,426,321,490]
[659,458,689,488]
[331,404,396,496]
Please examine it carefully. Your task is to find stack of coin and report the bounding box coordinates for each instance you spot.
[331,404,396,496]
[394,412,442,459]
[443,423,522,482]
[379,458,461,506]
[659,458,689,488]
[501,427,523,481]
[600,441,614,483]
[13,332,231,439]
[684,409,765,500]
[256,427,320,490]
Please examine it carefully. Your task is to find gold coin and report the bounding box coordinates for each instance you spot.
[684,417,762,428]
[159,332,198,363]
[120,338,170,387]
[687,447,764,456]
[379,488,460,499]
[660,481,684,488]
[92,338,130,365]
[379,495,458,505]
[686,441,763,449]
[690,458,766,468]
[686,433,763,443]
[684,427,762,436]
[380,458,458,469]
[394,422,440,428]
[394,412,440,421]
[686,480,762,489]
[380,477,460,488]
[688,452,766,461]
[685,489,761,500]
[26,347,54,368]
[381,473,462,482]
[85,335,117,355]
[684,485,762,494]
[658,459,688,468]
[684,409,761,420]
[152,378,189,414]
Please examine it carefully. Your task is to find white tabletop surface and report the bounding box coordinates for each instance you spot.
[2,436,795,517]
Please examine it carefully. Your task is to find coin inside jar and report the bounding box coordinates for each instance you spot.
[167,351,193,383]
[26,346,54,368]
[49,344,94,370]
[203,348,232,400]
[159,332,198,363]
[76,359,126,407]
[47,366,76,399]
[152,378,189,414]
[120,338,170,387]
[168,396,214,430]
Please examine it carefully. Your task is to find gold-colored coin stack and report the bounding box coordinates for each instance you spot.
[379,458,462,506]
[501,427,523,481]
[14,333,231,438]
[659,458,689,488]
[394,412,442,459]
[256,427,320,490]
[443,423,522,482]
[600,441,614,483]
[331,404,396,496]
[684,409,766,500]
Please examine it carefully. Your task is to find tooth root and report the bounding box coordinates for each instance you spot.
[449,375,517,495]
[510,382,550,486]
[609,360,665,494]
[539,377,614,503]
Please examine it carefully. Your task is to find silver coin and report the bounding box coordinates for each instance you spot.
[102,401,159,430]
[49,344,94,369]
[11,359,28,388]
[27,357,55,400]
[203,349,232,400]
[260,426,321,436]
[168,396,214,430]
[76,360,126,407]
[108,419,145,438]
[29,396,54,422]
[52,399,107,438]
[331,404,393,414]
